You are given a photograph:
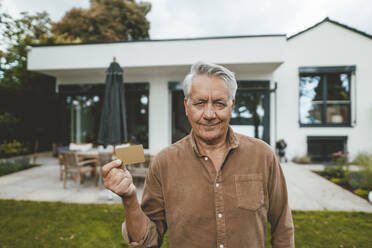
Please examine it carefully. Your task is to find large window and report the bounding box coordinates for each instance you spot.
[299,66,354,126]
[307,136,347,162]
[58,83,149,148]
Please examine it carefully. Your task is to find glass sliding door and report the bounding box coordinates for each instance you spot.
[67,95,101,143]
[58,83,149,147]
[170,81,271,144]
[171,90,191,143]
[230,81,270,144]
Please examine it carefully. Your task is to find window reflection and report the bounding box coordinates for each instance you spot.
[299,72,351,126]
[125,84,149,148]
[171,82,270,144]
[61,83,149,147]
[231,91,265,140]
[172,90,190,143]
[326,104,350,123]
[327,73,350,100]
[299,76,322,124]
[67,95,101,143]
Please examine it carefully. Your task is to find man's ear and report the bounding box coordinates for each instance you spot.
[184,98,188,116]
[231,99,235,109]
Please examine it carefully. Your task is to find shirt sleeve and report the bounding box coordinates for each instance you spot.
[267,154,295,248]
[122,156,167,248]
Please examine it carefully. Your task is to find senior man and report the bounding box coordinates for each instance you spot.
[102,61,294,248]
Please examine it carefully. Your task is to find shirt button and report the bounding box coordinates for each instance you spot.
[219,244,224,248]
[216,183,220,188]
[204,157,208,161]
[218,213,222,218]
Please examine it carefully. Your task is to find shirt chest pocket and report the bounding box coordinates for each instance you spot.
[234,174,264,211]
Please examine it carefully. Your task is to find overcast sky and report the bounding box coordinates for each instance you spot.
[2,0,372,39]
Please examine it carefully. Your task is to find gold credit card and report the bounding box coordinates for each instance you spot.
[115,144,145,165]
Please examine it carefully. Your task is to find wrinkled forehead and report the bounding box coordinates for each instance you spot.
[190,74,230,99]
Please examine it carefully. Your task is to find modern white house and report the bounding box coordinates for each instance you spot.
[27,18,372,162]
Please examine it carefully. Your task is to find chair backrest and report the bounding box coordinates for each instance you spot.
[98,152,113,167]
[69,143,93,151]
[62,151,79,167]
[144,154,154,168]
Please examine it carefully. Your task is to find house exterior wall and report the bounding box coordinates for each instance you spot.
[274,22,372,160]
[28,36,286,72]
[27,20,372,159]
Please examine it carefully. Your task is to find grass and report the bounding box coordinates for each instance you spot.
[0,200,371,248]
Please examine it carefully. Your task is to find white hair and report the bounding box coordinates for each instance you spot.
[183,61,237,102]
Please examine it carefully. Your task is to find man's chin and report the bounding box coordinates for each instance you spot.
[197,131,223,143]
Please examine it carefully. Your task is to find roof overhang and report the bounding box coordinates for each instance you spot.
[28,35,286,83]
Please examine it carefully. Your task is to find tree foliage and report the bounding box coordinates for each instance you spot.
[52,0,151,43]
[0,10,72,90]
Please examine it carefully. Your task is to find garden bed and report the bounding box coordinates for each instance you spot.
[314,153,372,200]
[0,156,39,176]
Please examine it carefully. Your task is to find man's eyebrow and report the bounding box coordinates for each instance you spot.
[213,97,228,102]
[191,96,208,101]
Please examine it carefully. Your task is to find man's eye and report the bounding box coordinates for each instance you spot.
[215,102,225,107]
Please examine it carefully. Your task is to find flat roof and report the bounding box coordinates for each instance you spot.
[31,34,287,47]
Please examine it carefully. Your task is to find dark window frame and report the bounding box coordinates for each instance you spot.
[57,82,150,147]
[298,66,354,127]
[307,136,347,162]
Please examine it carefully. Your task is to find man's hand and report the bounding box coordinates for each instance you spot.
[102,160,136,198]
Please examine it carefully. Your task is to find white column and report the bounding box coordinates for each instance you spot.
[148,78,171,154]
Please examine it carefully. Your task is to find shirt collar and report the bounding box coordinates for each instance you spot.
[190,125,239,157]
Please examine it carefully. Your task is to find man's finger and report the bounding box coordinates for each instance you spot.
[102,159,122,177]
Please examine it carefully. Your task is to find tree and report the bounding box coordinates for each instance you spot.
[0,10,52,90]
[52,0,151,43]
[0,8,60,154]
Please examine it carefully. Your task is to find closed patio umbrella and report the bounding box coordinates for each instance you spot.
[98,58,128,146]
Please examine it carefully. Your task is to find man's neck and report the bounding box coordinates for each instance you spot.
[194,132,229,157]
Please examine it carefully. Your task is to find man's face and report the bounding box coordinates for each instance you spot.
[184,74,235,144]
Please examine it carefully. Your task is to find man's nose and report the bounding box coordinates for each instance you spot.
[203,104,216,119]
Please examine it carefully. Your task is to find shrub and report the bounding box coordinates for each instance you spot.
[0,160,35,176]
[360,164,372,189]
[0,112,19,127]
[353,153,372,166]
[331,151,348,166]
[352,153,372,190]
[353,189,370,198]
[347,172,363,189]
[323,165,346,179]
[292,154,311,164]
[0,140,29,158]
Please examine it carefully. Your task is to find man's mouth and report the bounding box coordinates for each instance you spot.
[200,122,220,127]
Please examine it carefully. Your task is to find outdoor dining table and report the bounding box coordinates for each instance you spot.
[75,148,154,181]
[76,148,153,160]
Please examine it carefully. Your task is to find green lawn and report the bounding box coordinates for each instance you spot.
[0,200,371,247]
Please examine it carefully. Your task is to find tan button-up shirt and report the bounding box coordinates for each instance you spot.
[123,127,294,248]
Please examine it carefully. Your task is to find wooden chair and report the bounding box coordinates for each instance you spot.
[69,143,93,152]
[98,152,113,184]
[61,151,98,190]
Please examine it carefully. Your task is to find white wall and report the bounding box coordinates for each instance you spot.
[28,36,286,72]
[27,21,372,158]
[274,22,372,160]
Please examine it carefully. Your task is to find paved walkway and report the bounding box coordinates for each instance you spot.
[0,153,371,212]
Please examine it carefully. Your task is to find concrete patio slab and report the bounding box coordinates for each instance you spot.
[0,153,371,212]
[282,163,372,212]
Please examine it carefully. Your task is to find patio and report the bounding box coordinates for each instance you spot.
[0,152,371,212]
